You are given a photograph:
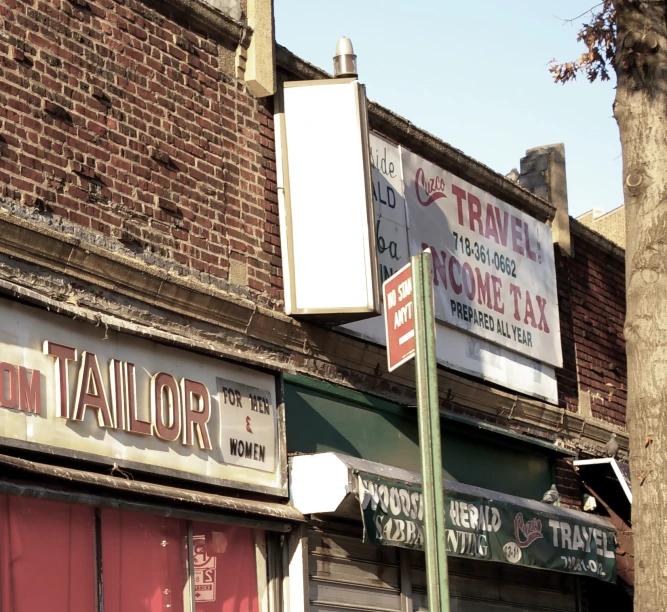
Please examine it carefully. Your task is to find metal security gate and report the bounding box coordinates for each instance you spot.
[308,525,402,612]
[410,550,579,612]
[307,524,580,612]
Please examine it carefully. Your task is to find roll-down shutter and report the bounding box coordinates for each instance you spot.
[308,525,402,612]
[307,523,579,612]
[411,551,578,612]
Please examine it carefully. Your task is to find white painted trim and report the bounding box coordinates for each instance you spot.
[610,459,633,504]
[573,458,614,466]
[573,458,632,504]
[283,525,309,612]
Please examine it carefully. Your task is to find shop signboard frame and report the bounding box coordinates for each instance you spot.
[0,298,288,497]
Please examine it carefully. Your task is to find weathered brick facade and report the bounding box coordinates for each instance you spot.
[0,0,282,305]
[0,2,633,608]
[555,457,584,510]
[0,1,630,456]
[556,229,627,427]
[0,2,632,466]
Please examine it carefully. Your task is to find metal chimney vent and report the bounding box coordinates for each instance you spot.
[333,37,358,78]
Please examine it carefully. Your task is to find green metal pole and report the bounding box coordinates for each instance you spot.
[411,250,450,612]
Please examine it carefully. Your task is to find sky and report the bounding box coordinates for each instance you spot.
[274,0,622,218]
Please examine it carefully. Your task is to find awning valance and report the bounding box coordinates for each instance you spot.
[291,453,617,583]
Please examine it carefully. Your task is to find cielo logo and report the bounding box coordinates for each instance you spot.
[415,167,447,207]
[514,513,543,548]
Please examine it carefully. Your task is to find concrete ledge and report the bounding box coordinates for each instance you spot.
[0,211,258,334]
[0,205,628,459]
[245,0,276,96]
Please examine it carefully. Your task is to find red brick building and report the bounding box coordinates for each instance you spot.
[0,1,631,610]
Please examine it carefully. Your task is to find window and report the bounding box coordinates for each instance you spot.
[102,509,189,612]
[0,495,263,612]
[192,522,259,612]
[0,495,96,612]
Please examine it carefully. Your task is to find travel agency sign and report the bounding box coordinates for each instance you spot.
[358,474,616,583]
[402,150,562,368]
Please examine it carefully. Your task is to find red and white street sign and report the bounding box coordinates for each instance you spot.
[383,262,416,372]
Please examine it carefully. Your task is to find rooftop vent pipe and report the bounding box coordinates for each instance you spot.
[333,37,358,78]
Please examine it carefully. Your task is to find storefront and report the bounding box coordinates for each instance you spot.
[0,296,302,612]
[288,453,617,612]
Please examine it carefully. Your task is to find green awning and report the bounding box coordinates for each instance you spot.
[290,453,617,583]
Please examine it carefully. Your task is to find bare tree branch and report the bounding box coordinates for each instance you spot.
[554,2,605,25]
[550,0,616,84]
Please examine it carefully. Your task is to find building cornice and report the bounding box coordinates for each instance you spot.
[0,203,626,461]
[275,45,556,223]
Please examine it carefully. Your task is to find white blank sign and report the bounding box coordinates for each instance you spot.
[278,79,379,319]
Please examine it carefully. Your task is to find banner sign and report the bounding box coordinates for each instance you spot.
[401,150,562,368]
[0,299,284,495]
[370,134,410,284]
[358,474,616,583]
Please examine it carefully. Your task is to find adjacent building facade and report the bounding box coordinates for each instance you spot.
[577,206,626,248]
[0,1,299,611]
[0,0,631,611]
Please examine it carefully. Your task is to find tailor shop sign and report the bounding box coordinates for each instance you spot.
[402,150,562,368]
[358,475,617,583]
[0,299,282,494]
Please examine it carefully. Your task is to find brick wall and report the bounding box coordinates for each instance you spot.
[555,457,583,509]
[556,232,627,426]
[0,0,282,304]
[0,1,629,445]
[577,206,626,249]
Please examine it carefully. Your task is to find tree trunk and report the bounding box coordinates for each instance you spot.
[612,1,667,608]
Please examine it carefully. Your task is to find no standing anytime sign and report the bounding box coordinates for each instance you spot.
[383,262,416,372]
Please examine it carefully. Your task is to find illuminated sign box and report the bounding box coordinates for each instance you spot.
[276,78,380,322]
